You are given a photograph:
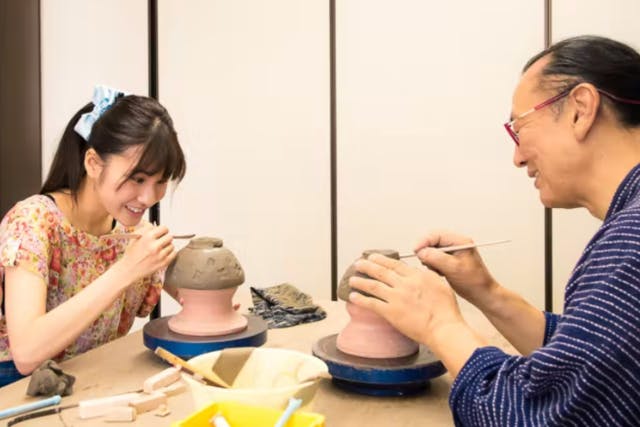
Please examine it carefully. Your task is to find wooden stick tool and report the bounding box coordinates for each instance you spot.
[102,233,195,240]
[399,239,510,259]
[154,347,231,389]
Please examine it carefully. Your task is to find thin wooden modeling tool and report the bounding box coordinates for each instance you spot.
[154,347,231,389]
[398,239,510,259]
[102,233,195,240]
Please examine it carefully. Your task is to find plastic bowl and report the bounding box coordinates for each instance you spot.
[183,347,328,410]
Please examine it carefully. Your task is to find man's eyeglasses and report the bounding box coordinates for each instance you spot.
[504,85,640,146]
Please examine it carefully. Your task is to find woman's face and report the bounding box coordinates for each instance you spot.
[93,146,169,227]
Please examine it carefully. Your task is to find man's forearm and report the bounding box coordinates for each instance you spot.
[474,285,546,355]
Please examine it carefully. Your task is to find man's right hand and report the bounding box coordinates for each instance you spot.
[413,231,499,310]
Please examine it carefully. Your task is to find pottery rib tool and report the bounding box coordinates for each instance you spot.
[398,239,510,259]
[154,347,231,388]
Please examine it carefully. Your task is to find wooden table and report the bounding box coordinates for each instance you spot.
[0,297,515,426]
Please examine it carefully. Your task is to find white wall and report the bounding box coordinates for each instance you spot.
[336,1,546,309]
[41,0,148,178]
[157,0,331,316]
[551,0,640,312]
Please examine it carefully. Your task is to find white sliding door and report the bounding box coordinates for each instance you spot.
[157,0,331,317]
[41,0,148,179]
[336,1,547,309]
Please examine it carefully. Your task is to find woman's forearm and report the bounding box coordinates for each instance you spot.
[6,263,132,374]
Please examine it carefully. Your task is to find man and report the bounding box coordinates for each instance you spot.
[349,35,640,426]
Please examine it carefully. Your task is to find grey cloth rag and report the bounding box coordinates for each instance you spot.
[249,283,327,328]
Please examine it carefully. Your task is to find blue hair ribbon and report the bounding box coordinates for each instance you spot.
[74,85,126,141]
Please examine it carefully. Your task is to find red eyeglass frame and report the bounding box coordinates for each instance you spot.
[504,85,640,146]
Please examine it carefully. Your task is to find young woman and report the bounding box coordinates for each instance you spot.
[0,85,186,386]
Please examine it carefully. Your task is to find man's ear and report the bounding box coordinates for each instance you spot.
[571,83,600,142]
[84,148,104,180]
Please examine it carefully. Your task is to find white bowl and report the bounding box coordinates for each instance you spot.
[183,347,328,411]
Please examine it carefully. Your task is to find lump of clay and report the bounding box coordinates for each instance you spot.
[165,237,244,291]
[337,249,399,301]
[26,360,75,397]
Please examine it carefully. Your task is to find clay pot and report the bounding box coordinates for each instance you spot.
[336,249,419,359]
[165,237,248,336]
[165,237,244,290]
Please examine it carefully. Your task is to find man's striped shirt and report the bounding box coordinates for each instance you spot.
[450,163,640,426]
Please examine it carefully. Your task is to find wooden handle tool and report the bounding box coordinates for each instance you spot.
[154,347,231,388]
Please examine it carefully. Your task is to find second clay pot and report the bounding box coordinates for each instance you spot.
[336,249,419,359]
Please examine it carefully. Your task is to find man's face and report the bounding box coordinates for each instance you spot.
[510,58,584,209]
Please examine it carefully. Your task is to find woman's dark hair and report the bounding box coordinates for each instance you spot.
[41,95,186,196]
[524,35,640,127]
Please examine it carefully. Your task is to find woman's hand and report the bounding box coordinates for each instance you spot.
[414,231,499,308]
[116,223,176,284]
[348,253,464,346]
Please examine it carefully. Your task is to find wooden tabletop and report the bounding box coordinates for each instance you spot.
[0,294,515,426]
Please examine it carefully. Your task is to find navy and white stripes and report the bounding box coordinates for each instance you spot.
[449,164,640,426]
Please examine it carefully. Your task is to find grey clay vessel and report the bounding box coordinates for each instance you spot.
[337,249,400,301]
[164,237,245,290]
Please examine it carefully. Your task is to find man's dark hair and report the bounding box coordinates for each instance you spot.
[524,35,640,127]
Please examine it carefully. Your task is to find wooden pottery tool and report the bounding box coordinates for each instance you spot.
[102,233,195,240]
[398,239,510,258]
[154,347,231,388]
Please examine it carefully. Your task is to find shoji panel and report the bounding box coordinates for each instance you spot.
[337,1,546,308]
[157,0,330,316]
[40,1,148,331]
[40,0,148,179]
[552,0,640,312]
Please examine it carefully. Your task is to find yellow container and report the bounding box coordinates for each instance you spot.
[172,401,325,427]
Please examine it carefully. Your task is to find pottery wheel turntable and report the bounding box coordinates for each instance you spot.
[143,315,267,360]
[143,236,268,359]
[312,334,446,397]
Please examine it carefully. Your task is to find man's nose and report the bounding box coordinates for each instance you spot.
[513,145,526,168]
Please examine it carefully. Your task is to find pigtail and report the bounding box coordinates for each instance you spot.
[40,103,93,197]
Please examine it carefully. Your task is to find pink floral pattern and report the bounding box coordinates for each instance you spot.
[0,195,162,362]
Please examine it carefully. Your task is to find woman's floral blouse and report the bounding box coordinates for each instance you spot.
[0,195,162,362]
